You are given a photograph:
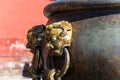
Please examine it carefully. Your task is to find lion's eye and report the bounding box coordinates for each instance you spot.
[51,36,56,42]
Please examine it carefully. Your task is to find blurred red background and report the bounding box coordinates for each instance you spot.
[0,0,51,77]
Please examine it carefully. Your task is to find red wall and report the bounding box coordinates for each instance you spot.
[0,0,50,38]
[0,0,51,77]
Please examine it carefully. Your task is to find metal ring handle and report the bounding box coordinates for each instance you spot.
[29,47,44,79]
[55,48,70,79]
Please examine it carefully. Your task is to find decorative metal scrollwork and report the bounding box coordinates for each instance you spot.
[26,25,46,80]
[46,21,72,56]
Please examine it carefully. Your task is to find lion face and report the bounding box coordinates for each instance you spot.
[46,21,72,56]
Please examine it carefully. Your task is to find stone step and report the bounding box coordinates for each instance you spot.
[0,76,32,80]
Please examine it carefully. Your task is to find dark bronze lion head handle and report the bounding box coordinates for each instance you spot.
[26,25,46,80]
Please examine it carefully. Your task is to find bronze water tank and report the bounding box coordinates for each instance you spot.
[44,0,120,80]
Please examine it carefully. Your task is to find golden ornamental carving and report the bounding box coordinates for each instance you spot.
[46,21,72,55]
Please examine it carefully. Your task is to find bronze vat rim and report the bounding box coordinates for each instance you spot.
[44,2,120,18]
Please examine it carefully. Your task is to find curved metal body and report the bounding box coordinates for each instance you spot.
[46,11,120,80]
